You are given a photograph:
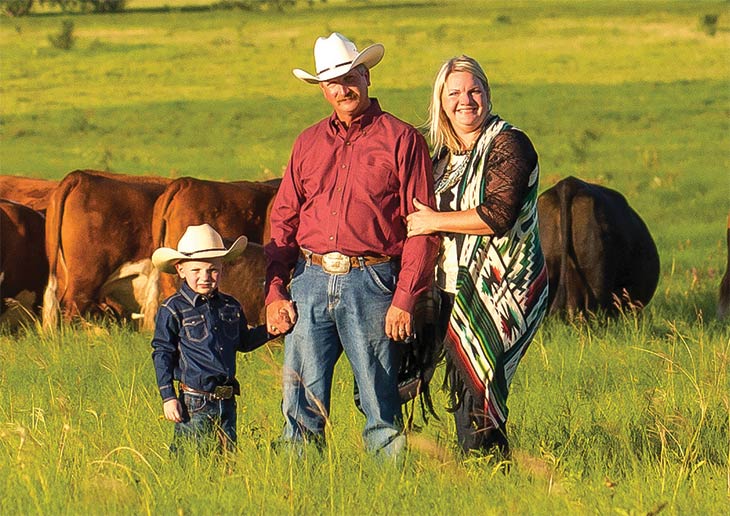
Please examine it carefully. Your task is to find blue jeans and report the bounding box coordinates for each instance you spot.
[171,392,237,454]
[282,258,405,456]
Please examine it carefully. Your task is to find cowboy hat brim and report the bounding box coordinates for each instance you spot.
[151,235,248,274]
[293,43,385,84]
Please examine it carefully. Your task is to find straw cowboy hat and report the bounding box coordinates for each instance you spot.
[293,32,384,84]
[151,224,247,274]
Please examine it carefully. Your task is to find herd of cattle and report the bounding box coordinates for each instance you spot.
[1,169,727,331]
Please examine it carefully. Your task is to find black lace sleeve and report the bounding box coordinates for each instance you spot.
[475,129,537,237]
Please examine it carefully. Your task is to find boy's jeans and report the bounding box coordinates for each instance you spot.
[171,392,237,453]
[282,259,405,456]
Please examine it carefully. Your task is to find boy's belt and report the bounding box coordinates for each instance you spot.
[180,383,234,401]
[301,249,391,275]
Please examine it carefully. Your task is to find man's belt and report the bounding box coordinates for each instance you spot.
[301,249,391,275]
[180,383,234,401]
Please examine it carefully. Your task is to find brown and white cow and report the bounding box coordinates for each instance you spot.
[42,170,171,329]
[0,175,58,213]
[142,177,279,329]
[718,212,730,320]
[0,200,48,327]
[538,176,660,317]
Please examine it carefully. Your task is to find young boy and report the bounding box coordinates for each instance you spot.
[151,223,277,453]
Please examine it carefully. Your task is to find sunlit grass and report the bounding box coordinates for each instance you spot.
[1,299,727,514]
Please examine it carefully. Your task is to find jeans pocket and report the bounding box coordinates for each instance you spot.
[364,263,396,295]
[289,258,307,288]
[183,393,208,415]
[182,314,209,342]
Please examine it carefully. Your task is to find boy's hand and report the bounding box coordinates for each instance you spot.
[163,399,182,422]
[266,299,297,335]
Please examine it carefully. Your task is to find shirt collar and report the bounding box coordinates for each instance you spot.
[328,98,382,132]
[179,280,219,306]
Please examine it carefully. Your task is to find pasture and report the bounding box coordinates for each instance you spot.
[1,0,729,514]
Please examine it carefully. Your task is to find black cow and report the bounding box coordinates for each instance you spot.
[538,176,660,316]
[718,213,730,320]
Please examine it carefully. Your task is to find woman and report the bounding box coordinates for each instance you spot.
[407,55,548,455]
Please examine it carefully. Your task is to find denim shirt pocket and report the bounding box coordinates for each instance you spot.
[182,314,209,343]
[219,306,240,341]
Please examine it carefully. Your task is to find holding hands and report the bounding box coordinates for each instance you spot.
[266,299,297,335]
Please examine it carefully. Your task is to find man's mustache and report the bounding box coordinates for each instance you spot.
[337,93,358,102]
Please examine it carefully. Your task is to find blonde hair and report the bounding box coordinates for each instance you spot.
[427,55,492,153]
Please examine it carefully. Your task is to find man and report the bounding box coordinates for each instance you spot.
[265,33,439,456]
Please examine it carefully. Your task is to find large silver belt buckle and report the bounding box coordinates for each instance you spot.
[321,252,352,274]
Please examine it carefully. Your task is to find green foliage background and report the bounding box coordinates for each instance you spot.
[1,0,729,514]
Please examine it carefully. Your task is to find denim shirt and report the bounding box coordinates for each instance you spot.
[151,281,270,402]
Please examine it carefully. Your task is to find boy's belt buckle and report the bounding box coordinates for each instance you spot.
[213,385,234,400]
[321,252,351,274]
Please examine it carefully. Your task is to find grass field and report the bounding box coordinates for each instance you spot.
[1,0,729,514]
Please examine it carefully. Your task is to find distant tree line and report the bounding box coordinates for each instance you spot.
[1,0,325,16]
[2,0,125,15]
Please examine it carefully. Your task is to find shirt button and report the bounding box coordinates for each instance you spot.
[331,211,336,215]
[345,141,351,146]
[341,164,346,168]
[329,236,334,240]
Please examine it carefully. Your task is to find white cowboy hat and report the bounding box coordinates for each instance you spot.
[151,224,248,274]
[293,32,384,84]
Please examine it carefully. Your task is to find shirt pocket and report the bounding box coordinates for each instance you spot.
[182,314,209,343]
[355,155,397,197]
[219,306,240,341]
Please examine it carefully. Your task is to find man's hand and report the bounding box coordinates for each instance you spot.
[385,304,413,342]
[163,398,182,423]
[266,299,297,335]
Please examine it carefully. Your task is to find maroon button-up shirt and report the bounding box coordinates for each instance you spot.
[265,99,439,313]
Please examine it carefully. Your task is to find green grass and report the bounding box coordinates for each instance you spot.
[1,0,729,513]
[1,312,727,514]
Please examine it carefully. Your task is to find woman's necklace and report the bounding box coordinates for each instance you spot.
[435,150,472,195]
